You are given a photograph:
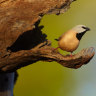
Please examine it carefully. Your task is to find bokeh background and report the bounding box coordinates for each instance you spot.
[14,0,96,96]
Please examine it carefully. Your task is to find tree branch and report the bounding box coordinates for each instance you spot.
[0,40,95,72]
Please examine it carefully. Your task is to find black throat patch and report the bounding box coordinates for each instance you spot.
[76,32,86,41]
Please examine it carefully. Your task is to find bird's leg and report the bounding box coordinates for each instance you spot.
[70,52,73,57]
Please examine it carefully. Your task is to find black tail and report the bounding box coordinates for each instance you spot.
[54,39,59,41]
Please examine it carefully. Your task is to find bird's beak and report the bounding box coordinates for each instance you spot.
[85,27,90,31]
[82,26,90,31]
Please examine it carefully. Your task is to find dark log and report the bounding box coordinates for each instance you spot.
[0,72,14,96]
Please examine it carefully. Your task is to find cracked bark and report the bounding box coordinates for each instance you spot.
[0,0,95,96]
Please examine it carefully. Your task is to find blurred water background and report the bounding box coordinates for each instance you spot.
[14,0,96,96]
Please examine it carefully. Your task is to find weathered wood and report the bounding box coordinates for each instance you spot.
[0,0,95,72]
[0,0,95,96]
[0,0,73,58]
[0,41,95,72]
[0,1,76,95]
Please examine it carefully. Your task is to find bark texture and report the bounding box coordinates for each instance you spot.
[0,0,95,73]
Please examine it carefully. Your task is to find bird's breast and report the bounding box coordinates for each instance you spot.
[58,32,79,52]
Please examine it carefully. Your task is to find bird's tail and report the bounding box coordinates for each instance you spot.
[54,39,59,41]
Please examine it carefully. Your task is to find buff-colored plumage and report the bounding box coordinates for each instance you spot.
[58,30,79,52]
[56,25,90,53]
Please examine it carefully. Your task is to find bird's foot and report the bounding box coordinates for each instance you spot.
[70,52,73,57]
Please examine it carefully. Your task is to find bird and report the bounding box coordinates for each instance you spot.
[54,25,90,56]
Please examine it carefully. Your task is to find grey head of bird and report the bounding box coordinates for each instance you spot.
[72,25,90,41]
